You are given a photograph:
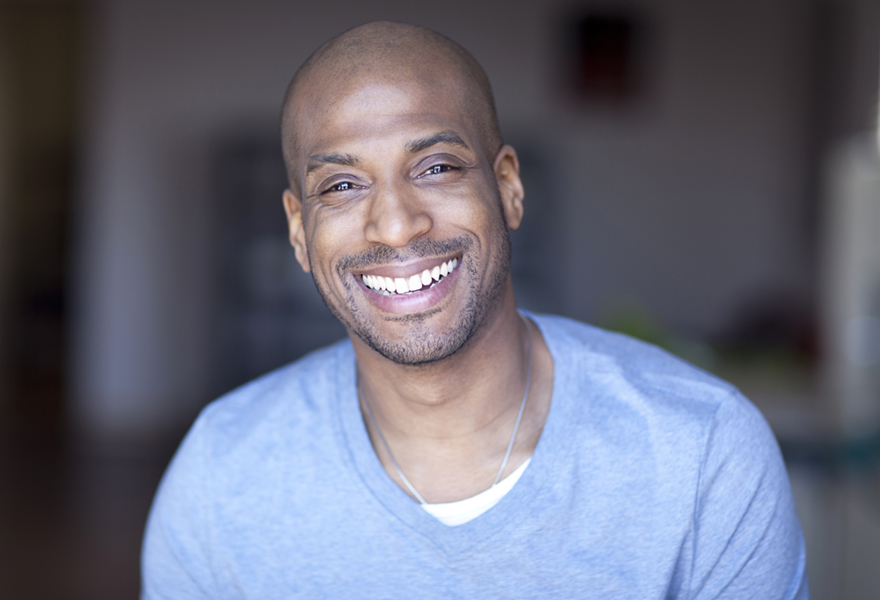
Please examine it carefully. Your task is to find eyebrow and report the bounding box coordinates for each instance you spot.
[306,153,359,175]
[405,130,469,154]
[305,130,469,176]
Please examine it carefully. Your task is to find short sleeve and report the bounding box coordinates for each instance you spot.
[687,392,808,599]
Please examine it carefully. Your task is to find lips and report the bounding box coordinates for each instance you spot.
[360,257,458,295]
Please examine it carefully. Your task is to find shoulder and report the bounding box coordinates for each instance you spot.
[531,313,746,424]
[185,338,352,463]
[531,313,780,492]
[142,339,354,596]
[530,313,806,597]
[532,313,735,395]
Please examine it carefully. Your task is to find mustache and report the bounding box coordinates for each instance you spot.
[336,236,471,272]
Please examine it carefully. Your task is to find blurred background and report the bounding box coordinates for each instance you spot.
[1,0,879,597]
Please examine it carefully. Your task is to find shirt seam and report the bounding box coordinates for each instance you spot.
[684,390,734,600]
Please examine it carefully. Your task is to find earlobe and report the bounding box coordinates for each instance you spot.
[283,189,311,272]
[494,145,525,230]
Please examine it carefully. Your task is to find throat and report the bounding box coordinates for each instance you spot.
[358,313,534,505]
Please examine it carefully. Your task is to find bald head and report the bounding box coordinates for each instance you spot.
[281,22,502,187]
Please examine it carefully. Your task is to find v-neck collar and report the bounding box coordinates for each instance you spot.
[333,312,572,557]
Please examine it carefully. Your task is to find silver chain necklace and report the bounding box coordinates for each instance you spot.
[360,313,534,505]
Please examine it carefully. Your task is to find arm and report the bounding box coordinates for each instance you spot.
[686,393,808,599]
[141,416,223,600]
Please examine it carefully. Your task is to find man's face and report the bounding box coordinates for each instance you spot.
[284,71,523,365]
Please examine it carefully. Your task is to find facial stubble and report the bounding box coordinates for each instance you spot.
[307,210,512,366]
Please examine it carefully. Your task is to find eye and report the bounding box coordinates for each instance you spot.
[420,164,457,177]
[322,180,360,194]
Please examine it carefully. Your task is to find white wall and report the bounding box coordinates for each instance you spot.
[70,0,876,441]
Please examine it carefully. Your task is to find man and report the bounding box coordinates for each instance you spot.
[142,22,808,598]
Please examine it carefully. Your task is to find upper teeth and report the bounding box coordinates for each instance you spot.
[362,258,458,294]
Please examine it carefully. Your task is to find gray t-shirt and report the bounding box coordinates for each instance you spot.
[142,313,808,599]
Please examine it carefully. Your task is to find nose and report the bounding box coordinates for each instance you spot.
[364,182,433,248]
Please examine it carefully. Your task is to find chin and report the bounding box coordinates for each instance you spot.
[355,303,478,366]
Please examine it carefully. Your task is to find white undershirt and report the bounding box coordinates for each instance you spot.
[421,457,532,526]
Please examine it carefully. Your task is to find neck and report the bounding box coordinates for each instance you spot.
[354,289,524,437]
[353,287,553,503]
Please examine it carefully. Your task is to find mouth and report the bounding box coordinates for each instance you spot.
[359,257,459,296]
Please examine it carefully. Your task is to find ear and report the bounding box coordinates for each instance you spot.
[493,145,525,230]
[283,188,311,272]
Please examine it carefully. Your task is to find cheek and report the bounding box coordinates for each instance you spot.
[305,216,342,279]
[305,207,367,283]
[453,189,507,243]
[426,180,502,231]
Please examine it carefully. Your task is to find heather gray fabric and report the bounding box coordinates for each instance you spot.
[142,313,808,599]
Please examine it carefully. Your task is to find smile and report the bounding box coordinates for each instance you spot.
[360,258,459,295]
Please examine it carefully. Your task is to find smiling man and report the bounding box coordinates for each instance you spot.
[142,22,808,599]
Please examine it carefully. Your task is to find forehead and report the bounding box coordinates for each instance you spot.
[291,67,480,162]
